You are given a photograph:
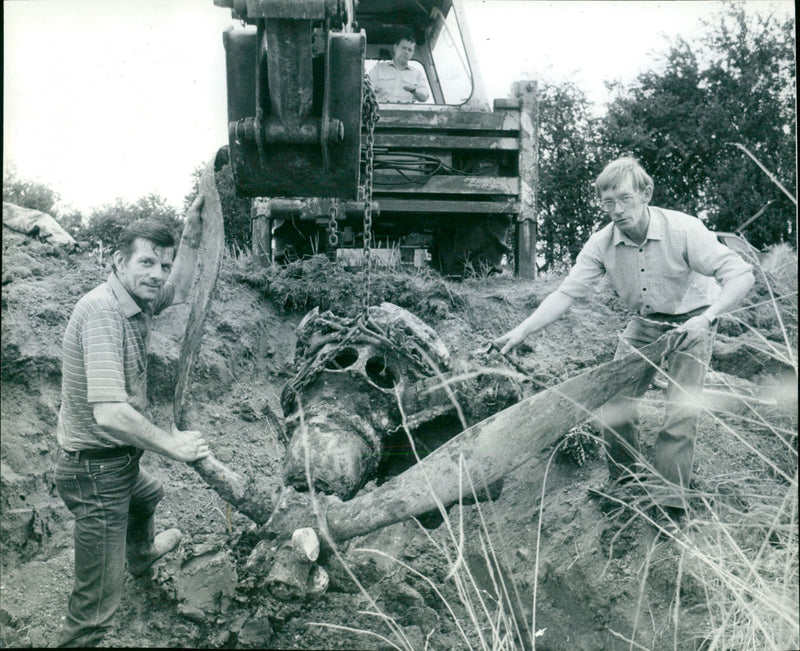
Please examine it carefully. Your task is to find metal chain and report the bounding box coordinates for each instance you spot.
[361,73,379,315]
[328,199,339,247]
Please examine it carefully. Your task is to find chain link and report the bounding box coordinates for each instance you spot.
[328,199,339,247]
[361,73,379,315]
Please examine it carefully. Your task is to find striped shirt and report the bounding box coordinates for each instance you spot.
[56,272,175,451]
[558,206,752,316]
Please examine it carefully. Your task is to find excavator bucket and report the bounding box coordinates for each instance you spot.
[219,3,364,198]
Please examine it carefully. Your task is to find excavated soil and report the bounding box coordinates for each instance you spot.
[1,226,797,649]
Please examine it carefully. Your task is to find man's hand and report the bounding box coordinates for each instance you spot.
[403,83,417,94]
[676,313,713,349]
[168,424,211,463]
[182,194,205,249]
[493,327,528,355]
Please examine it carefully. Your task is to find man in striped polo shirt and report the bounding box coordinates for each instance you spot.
[494,157,754,535]
[54,194,211,647]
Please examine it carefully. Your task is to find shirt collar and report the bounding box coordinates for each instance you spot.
[107,271,142,318]
[612,206,664,246]
[388,59,410,71]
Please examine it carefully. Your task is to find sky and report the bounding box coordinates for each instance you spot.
[3,0,794,215]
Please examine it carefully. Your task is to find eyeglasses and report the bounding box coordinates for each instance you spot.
[598,191,640,213]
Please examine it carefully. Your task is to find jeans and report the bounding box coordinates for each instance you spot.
[54,448,163,647]
[597,310,716,507]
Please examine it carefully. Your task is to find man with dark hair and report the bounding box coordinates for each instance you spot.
[368,29,429,103]
[494,156,754,533]
[54,193,212,647]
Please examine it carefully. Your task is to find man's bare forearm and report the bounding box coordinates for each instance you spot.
[495,290,575,353]
[93,402,178,456]
[168,195,204,304]
[93,402,210,462]
[704,272,755,321]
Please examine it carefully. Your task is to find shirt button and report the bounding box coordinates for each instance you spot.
[643,288,647,291]
[639,249,643,252]
[640,268,645,272]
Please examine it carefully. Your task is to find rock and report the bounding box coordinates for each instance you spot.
[384,582,425,608]
[712,332,792,378]
[177,604,206,623]
[244,538,275,576]
[174,548,238,615]
[292,527,320,561]
[235,606,273,648]
[306,565,329,599]
[402,605,439,633]
[2,202,76,246]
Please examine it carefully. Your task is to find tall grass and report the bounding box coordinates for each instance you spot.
[680,243,797,650]
[588,242,797,649]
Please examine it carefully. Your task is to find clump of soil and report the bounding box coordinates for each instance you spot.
[1,226,796,649]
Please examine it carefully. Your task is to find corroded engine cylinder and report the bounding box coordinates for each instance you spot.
[281,303,450,500]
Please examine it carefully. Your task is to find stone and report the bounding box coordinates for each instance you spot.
[174,548,238,615]
[236,606,273,648]
[385,582,425,608]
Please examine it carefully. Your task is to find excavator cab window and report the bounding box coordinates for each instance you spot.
[360,2,474,106]
[429,5,473,105]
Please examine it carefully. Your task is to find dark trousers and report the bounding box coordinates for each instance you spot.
[54,448,163,647]
[597,311,715,507]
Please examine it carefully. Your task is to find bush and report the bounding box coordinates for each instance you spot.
[185,157,252,251]
[3,164,60,215]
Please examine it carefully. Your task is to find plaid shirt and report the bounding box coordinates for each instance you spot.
[558,206,752,316]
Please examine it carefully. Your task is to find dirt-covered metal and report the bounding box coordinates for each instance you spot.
[280,302,452,499]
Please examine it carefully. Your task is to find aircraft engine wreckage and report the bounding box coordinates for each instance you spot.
[281,302,522,500]
[176,156,680,602]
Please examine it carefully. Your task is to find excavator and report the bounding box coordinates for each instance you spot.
[178,0,684,613]
[213,0,538,277]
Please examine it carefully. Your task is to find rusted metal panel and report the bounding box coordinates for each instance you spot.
[372,174,519,195]
[372,134,519,150]
[374,198,518,214]
[245,0,329,19]
[265,20,313,125]
[373,109,520,132]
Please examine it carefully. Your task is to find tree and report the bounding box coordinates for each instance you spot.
[599,39,710,216]
[3,163,60,215]
[700,7,796,247]
[83,193,182,246]
[601,5,796,248]
[58,209,86,239]
[536,80,602,271]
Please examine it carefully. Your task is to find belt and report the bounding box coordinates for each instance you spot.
[638,306,709,325]
[61,446,139,461]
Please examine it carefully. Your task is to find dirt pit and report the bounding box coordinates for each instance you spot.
[1,226,797,649]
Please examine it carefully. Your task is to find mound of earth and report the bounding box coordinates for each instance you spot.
[1,224,796,649]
